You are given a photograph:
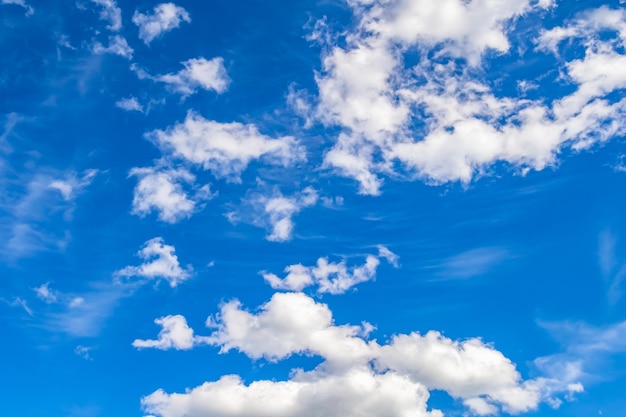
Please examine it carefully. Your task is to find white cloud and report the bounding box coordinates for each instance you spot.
[93,35,133,59]
[310,2,626,194]
[133,315,210,350]
[1,0,33,15]
[142,367,439,417]
[140,291,580,417]
[89,0,122,31]
[130,166,213,223]
[133,57,230,96]
[114,237,192,288]
[229,187,317,242]
[436,247,508,280]
[205,292,372,364]
[33,282,58,304]
[147,111,305,180]
[74,345,93,360]
[2,296,33,316]
[263,245,398,293]
[133,2,191,44]
[116,97,144,113]
[49,169,97,201]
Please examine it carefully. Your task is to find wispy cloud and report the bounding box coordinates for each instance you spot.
[598,230,626,305]
[432,247,509,280]
[536,320,626,384]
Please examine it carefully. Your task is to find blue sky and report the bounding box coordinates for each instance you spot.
[1,0,626,416]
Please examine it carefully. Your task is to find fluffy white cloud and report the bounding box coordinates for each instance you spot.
[130,166,213,223]
[116,97,144,113]
[133,315,210,350]
[263,245,398,293]
[229,187,317,242]
[142,367,440,417]
[139,291,580,417]
[89,0,122,31]
[311,2,626,194]
[147,111,305,180]
[133,57,230,96]
[93,35,133,59]
[133,2,191,44]
[115,237,192,287]
[1,0,33,15]
[206,292,373,365]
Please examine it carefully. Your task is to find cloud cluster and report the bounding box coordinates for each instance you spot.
[309,2,626,194]
[138,292,581,417]
[263,245,398,293]
[133,2,191,44]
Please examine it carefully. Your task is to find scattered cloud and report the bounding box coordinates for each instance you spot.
[1,0,33,15]
[114,237,193,288]
[146,111,305,180]
[229,186,318,242]
[49,169,98,202]
[88,0,122,31]
[536,320,626,385]
[262,245,398,293]
[74,345,94,360]
[93,35,133,59]
[33,282,59,304]
[133,315,210,350]
[115,97,144,113]
[133,2,191,45]
[130,165,214,223]
[132,57,230,96]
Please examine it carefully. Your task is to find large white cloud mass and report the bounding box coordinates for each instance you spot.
[139,291,581,417]
[310,1,626,194]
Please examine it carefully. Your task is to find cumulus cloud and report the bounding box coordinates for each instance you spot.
[310,2,626,194]
[1,0,33,15]
[114,237,192,287]
[133,315,210,350]
[132,57,230,96]
[93,35,133,59]
[263,245,398,293]
[89,0,122,31]
[229,187,318,242]
[130,166,213,223]
[139,292,580,417]
[147,111,305,180]
[133,2,191,44]
[143,367,439,417]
